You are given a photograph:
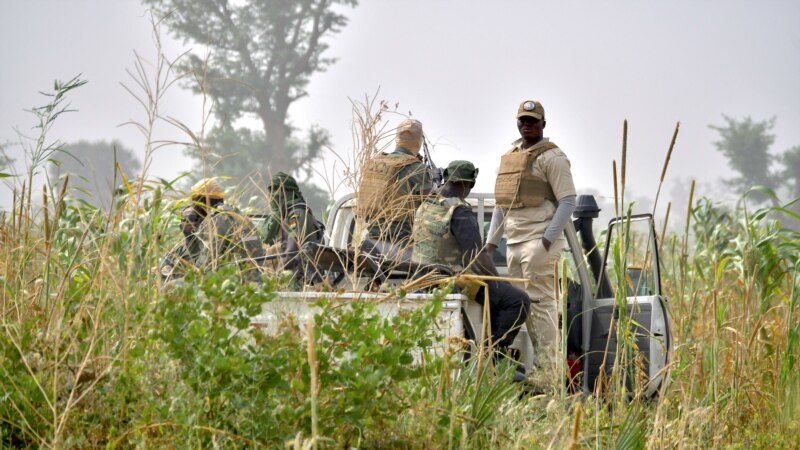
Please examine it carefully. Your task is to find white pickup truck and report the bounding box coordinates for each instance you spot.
[251,193,673,397]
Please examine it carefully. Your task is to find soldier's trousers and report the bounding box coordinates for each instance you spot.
[474,281,531,349]
[506,236,565,368]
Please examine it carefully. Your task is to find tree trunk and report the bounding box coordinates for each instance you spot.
[259,106,290,173]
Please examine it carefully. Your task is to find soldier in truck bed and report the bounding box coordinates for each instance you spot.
[261,172,324,249]
[190,177,265,283]
[356,118,433,254]
[413,160,531,380]
[159,205,204,286]
[260,172,325,282]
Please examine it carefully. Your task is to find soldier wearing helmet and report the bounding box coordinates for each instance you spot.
[486,100,577,380]
[356,118,433,252]
[413,160,531,379]
[190,177,265,283]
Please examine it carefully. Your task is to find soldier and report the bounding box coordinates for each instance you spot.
[486,100,577,377]
[356,118,433,255]
[159,205,204,286]
[260,172,325,281]
[413,160,531,375]
[191,177,265,283]
[261,172,324,249]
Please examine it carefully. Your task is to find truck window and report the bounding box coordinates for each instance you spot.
[599,218,660,298]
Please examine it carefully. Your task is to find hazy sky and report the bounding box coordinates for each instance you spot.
[2,1,799,216]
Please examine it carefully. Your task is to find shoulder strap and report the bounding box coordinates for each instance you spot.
[524,141,558,159]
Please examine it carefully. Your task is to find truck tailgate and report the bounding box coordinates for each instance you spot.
[251,292,468,353]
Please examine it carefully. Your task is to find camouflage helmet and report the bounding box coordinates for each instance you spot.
[395,118,423,154]
[443,160,479,183]
[268,172,300,193]
[190,177,225,200]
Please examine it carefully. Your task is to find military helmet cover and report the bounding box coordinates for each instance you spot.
[268,172,301,193]
[516,100,545,120]
[190,178,225,200]
[444,160,479,183]
[395,118,423,154]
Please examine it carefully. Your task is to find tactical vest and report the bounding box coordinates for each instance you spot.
[495,140,558,209]
[412,196,469,271]
[279,202,325,247]
[356,153,422,224]
[197,205,265,282]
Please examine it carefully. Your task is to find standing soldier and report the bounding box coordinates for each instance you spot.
[356,118,433,256]
[486,100,577,381]
[191,177,265,283]
[413,160,531,380]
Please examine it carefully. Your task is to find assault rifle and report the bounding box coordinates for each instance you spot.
[421,135,444,187]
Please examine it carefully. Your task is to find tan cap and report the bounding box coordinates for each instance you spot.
[190,177,225,200]
[395,118,423,154]
[516,100,545,120]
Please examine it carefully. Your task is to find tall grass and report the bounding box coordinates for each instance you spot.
[2,38,800,450]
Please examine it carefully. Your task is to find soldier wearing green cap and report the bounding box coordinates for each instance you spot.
[486,100,577,377]
[261,172,324,249]
[413,160,531,373]
[191,177,266,283]
[356,118,433,250]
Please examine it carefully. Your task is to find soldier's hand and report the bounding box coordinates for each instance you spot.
[486,243,498,254]
[542,237,552,252]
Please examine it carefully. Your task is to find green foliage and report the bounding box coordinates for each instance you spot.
[780,146,800,222]
[139,269,447,448]
[0,143,13,176]
[660,193,800,445]
[5,76,800,447]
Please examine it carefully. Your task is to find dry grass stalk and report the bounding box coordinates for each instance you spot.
[568,401,582,450]
[621,119,628,212]
[612,160,619,217]
[306,316,320,449]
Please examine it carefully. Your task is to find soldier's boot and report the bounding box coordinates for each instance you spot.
[493,347,526,383]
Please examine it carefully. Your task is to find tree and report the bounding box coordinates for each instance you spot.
[780,146,800,203]
[200,125,331,213]
[709,115,779,203]
[144,0,357,209]
[48,140,142,208]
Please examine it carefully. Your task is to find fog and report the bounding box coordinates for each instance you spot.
[2,1,799,221]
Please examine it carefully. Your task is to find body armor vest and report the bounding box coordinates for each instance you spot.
[495,140,558,209]
[412,196,469,271]
[197,205,264,282]
[356,153,421,223]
